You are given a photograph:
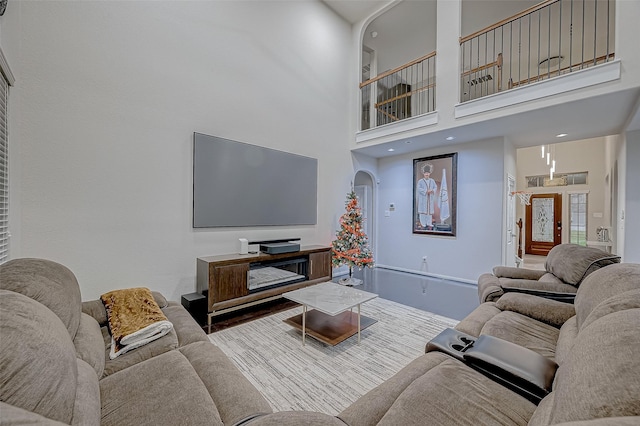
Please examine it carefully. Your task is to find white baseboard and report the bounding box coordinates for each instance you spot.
[334,264,478,286]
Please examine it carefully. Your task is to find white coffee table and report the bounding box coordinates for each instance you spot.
[282,282,378,346]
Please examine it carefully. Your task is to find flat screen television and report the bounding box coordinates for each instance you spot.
[193,133,318,228]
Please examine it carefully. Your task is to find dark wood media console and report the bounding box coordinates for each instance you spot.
[196,245,332,332]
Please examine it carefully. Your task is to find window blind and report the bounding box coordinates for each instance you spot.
[0,72,8,264]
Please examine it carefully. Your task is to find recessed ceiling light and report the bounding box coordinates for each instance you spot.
[387,148,395,152]
[446,136,455,141]
[371,31,378,38]
[556,133,568,138]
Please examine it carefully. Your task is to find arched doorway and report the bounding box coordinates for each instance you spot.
[354,170,376,257]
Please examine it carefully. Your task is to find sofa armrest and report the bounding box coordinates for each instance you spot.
[496,292,576,327]
[0,401,69,425]
[425,328,476,361]
[501,286,576,303]
[463,334,558,404]
[493,266,547,280]
[477,273,506,303]
[82,299,108,326]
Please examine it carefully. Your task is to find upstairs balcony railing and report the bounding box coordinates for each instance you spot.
[360,52,436,131]
[460,0,615,102]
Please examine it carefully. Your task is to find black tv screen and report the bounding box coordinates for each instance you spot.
[193,133,318,228]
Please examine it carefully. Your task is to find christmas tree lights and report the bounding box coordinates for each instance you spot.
[332,189,374,285]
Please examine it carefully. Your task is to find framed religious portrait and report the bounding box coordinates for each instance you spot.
[413,153,457,236]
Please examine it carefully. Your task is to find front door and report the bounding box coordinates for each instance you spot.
[525,193,562,256]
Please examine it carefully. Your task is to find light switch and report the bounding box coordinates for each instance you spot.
[384,210,390,217]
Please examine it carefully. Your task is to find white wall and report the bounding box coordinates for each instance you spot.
[375,137,506,283]
[3,1,353,300]
[623,130,640,262]
[363,0,437,74]
[502,138,517,265]
[461,0,539,36]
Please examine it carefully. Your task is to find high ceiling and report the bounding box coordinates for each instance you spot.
[322,0,389,24]
[322,0,640,158]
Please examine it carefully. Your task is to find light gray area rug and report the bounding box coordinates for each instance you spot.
[208,297,458,415]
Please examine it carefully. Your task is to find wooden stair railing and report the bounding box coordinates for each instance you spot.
[361,51,436,126]
[459,0,614,100]
[459,0,559,45]
[508,53,615,88]
[462,53,503,92]
[360,51,436,90]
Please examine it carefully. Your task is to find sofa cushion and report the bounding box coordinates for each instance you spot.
[82,299,109,325]
[575,263,640,330]
[72,359,101,426]
[454,301,501,337]
[163,302,208,346]
[476,273,505,303]
[548,308,640,423]
[0,402,69,425]
[179,342,273,425]
[528,393,554,426]
[100,325,179,377]
[545,244,620,286]
[151,290,168,308]
[538,272,566,285]
[554,316,579,366]
[493,266,547,280]
[581,288,640,331]
[0,290,78,423]
[499,277,576,293]
[495,293,575,328]
[480,311,559,359]
[74,313,106,378]
[375,359,536,425]
[339,352,452,426]
[99,349,224,426]
[0,258,82,339]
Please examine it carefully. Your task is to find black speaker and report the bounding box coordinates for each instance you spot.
[181,292,207,326]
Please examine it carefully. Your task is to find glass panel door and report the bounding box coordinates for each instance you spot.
[532,198,554,243]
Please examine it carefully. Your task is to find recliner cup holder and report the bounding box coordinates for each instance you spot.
[425,328,477,361]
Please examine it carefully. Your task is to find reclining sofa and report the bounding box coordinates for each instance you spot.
[477,243,621,303]
[2,258,639,425]
[0,258,272,425]
[334,262,640,425]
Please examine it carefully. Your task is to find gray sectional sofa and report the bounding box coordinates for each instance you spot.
[0,258,272,426]
[2,257,639,425]
[332,262,640,426]
[477,243,621,303]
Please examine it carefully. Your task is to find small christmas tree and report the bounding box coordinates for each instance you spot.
[332,189,374,285]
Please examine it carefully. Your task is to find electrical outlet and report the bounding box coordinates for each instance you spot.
[422,256,427,262]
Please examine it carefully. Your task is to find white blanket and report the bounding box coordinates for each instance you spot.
[109,320,173,359]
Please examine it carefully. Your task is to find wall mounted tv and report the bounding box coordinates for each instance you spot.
[193,133,318,228]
